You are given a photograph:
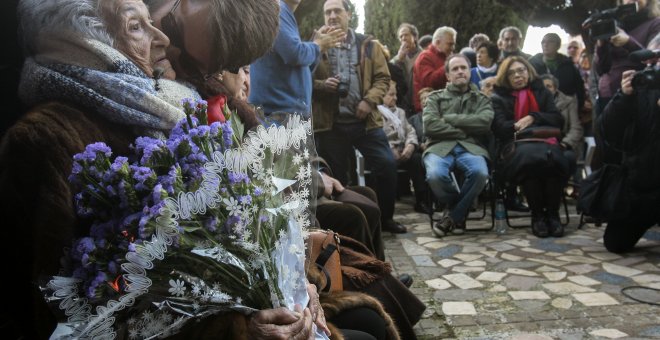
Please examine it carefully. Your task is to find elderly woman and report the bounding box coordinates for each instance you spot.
[378,81,429,214]
[491,56,570,238]
[470,41,499,89]
[540,73,584,178]
[0,0,201,338]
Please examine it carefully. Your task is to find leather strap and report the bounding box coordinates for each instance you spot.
[315,242,338,293]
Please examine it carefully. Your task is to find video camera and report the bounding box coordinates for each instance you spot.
[629,49,660,90]
[582,3,637,41]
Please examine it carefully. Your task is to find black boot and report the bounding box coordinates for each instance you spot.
[547,210,564,237]
[531,211,550,238]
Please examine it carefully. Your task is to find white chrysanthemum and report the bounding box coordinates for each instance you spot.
[168,279,186,297]
[292,154,303,165]
[191,284,202,296]
[142,311,154,322]
[128,328,140,339]
[223,197,241,216]
[303,149,310,159]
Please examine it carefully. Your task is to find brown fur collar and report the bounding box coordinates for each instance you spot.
[321,291,401,340]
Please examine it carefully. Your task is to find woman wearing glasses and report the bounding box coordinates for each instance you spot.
[490,56,570,238]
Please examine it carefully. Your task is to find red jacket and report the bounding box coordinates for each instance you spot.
[412,44,448,112]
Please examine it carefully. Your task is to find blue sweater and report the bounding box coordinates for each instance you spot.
[470,67,497,89]
[249,1,320,117]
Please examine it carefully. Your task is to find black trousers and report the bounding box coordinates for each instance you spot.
[331,307,386,340]
[316,186,384,260]
[604,198,660,253]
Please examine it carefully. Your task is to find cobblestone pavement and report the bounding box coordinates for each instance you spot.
[385,195,660,340]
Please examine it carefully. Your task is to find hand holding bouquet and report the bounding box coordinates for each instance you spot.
[45,98,317,339]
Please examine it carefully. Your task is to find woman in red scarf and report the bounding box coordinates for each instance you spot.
[491,56,570,238]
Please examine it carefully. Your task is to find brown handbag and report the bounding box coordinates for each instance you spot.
[308,229,343,292]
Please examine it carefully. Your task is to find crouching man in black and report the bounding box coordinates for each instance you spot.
[599,44,660,253]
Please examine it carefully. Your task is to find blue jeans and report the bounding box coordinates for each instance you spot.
[424,145,488,224]
[316,123,397,221]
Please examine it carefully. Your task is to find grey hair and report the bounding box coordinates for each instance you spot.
[18,0,113,56]
[539,73,560,89]
[397,23,419,39]
[468,33,489,50]
[499,26,523,40]
[432,26,457,43]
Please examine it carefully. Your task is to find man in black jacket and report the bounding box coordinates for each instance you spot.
[598,66,660,253]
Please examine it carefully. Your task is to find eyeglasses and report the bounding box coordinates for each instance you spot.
[161,0,183,49]
[507,67,528,77]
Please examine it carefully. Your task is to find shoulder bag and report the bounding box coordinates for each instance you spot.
[308,229,343,292]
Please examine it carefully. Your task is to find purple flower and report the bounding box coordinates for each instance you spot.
[221,123,233,147]
[204,217,218,232]
[238,195,252,205]
[254,187,264,196]
[72,237,96,260]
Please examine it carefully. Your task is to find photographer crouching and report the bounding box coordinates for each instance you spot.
[598,34,660,253]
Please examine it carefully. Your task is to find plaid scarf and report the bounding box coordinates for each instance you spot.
[19,34,200,137]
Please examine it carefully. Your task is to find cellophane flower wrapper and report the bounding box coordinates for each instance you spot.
[43,99,319,339]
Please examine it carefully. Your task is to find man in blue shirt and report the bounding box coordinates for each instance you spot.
[249,0,344,117]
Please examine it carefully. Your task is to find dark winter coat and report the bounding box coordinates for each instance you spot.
[529,53,586,110]
[491,78,564,145]
[598,89,660,201]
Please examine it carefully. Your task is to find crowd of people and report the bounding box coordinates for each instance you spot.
[1,0,659,339]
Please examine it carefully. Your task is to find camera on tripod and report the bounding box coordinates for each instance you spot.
[582,3,637,41]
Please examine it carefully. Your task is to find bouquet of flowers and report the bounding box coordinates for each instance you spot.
[44,98,317,339]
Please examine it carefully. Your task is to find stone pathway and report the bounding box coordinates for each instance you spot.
[386,196,660,340]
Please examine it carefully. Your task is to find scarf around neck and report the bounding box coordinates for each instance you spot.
[512,87,539,122]
[19,33,200,137]
[377,105,405,142]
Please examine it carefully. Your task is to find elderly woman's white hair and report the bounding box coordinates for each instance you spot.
[18,0,113,56]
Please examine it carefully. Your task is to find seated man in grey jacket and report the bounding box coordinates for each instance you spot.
[423,54,494,236]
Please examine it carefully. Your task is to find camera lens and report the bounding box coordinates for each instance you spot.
[337,81,349,98]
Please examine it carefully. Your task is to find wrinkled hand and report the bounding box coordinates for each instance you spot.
[320,172,345,197]
[513,115,535,132]
[621,69,635,95]
[391,147,401,162]
[306,284,331,337]
[247,306,313,340]
[323,76,340,93]
[610,28,630,47]
[400,144,415,162]
[314,27,346,53]
[356,100,372,120]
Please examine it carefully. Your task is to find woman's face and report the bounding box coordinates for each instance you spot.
[221,68,248,100]
[383,84,397,108]
[103,0,175,80]
[543,79,557,94]
[507,61,530,90]
[476,47,493,67]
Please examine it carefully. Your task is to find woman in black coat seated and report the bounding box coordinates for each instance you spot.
[491,56,569,238]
